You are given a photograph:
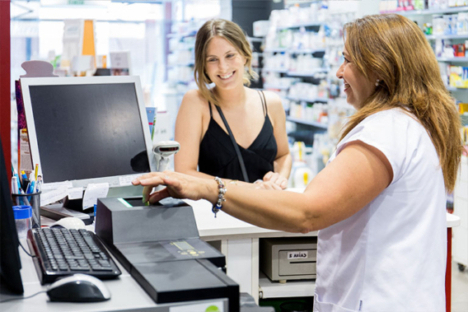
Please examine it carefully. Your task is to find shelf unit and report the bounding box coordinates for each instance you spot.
[391,6,468,101]
[263,19,329,133]
[263,68,288,73]
[287,96,328,103]
[381,6,468,16]
[286,117,327,129]
[259,272,316,299]
[263,83,290,90]
[167,31,197,39]
[427,33,468,40]
[437,57,468,62]
[447,86,468,91]
[277,22,323,30]
[287,69,328,77]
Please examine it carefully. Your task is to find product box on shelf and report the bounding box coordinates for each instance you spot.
[253,20,270,37]
[450,65,468,88]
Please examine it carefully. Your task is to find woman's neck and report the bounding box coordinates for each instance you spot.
[214,85,247,109]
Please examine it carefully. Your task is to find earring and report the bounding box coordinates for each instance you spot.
[375,79,380,87]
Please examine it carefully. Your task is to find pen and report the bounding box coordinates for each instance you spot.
[21,170,30,192]
[11,176,18,194]
[11,165,22,193]
[27,181,35,194]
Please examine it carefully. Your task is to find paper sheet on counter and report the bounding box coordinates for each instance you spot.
[68,187,84,200]
[82,183,109,210]
[40,187,68,206]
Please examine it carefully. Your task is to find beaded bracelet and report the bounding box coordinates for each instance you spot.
[212,177,226,218]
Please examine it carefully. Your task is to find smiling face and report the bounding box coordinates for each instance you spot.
[205,36,247,90]
[336,48,377,110]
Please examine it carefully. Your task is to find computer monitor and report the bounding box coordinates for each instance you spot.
[20,76,156,195]
[0,139,24,294]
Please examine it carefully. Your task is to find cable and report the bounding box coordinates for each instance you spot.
[0,290,46,303]
[19,241,36,258]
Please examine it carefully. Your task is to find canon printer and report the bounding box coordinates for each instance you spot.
[95,197,239,311]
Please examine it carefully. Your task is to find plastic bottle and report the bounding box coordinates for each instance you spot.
[13,205,32,240]
[290,142,314,188]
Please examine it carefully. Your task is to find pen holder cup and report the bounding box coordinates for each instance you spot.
[12,192,41,229]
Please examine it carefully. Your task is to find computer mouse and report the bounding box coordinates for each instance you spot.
[50,217,86,230]
[47,274,111,302]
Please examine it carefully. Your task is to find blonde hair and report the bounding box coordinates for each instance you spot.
[194,19,258,105]
[341,14,462,191]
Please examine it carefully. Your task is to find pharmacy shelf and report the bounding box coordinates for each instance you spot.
[167,62,195,67]
[286,117,328,129]
[447,86,468,91]
[170,47,194,51]
[437,57,468,62]
[169,80,193,85]
[381,6,468,16]
[263,83,290,90]
[287,96,328,103]
[167,31,197,39]
[427,34,468,40]
[264,48,325,56]
[287,69,328,77]
[288,48,326,55]
[264,48,288,53]
[259,272,316,299]
[277,22,323,30]
[263,68,288,73]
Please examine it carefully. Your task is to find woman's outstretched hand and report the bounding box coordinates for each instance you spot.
[132,171,215,204]
[262,171,288,190]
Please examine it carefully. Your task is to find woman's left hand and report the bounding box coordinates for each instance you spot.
[132,171,214,204]
[262,171,288,190]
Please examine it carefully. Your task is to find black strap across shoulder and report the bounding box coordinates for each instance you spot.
[215,104,249,182]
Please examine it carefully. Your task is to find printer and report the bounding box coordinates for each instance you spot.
[95,197,239,311]
[260,237,317,282]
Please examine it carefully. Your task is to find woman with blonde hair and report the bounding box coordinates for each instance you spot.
[135,14,462,311]
[174,19,292,189]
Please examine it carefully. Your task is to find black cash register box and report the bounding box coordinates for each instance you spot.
[95,197,239,311]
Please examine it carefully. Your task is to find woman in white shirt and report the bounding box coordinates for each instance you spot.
[134,14,463,311]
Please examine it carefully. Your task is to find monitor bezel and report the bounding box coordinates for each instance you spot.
[20,76,156,189]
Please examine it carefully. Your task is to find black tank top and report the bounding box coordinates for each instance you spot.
[198,91,277,183]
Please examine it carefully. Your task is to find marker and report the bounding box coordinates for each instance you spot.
[21,170,27,180]
[34,164,39,181]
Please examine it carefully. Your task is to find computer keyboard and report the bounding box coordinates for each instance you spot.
[27,227,121,284]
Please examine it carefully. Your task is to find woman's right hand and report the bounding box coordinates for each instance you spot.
[132,171,216,205]
[253,179,283,190]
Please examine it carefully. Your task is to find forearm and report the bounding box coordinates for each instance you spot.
[204,180,317,233]
[274,153,292,178]
[178,168,254,188]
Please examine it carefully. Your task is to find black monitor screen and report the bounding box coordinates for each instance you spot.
[28,83,150,183]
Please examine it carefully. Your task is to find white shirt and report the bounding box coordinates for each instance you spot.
[314,109,447,312]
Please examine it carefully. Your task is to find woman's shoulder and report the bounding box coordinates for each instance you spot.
[363,108,422,128]
[183,89,207,104]
[258,90,283,114]
[180,89,210,111]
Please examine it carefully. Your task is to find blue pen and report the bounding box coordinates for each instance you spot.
[28,181,35,194]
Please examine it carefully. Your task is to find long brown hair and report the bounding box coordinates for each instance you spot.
[341,14,462,191]
[194,19,257,105]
